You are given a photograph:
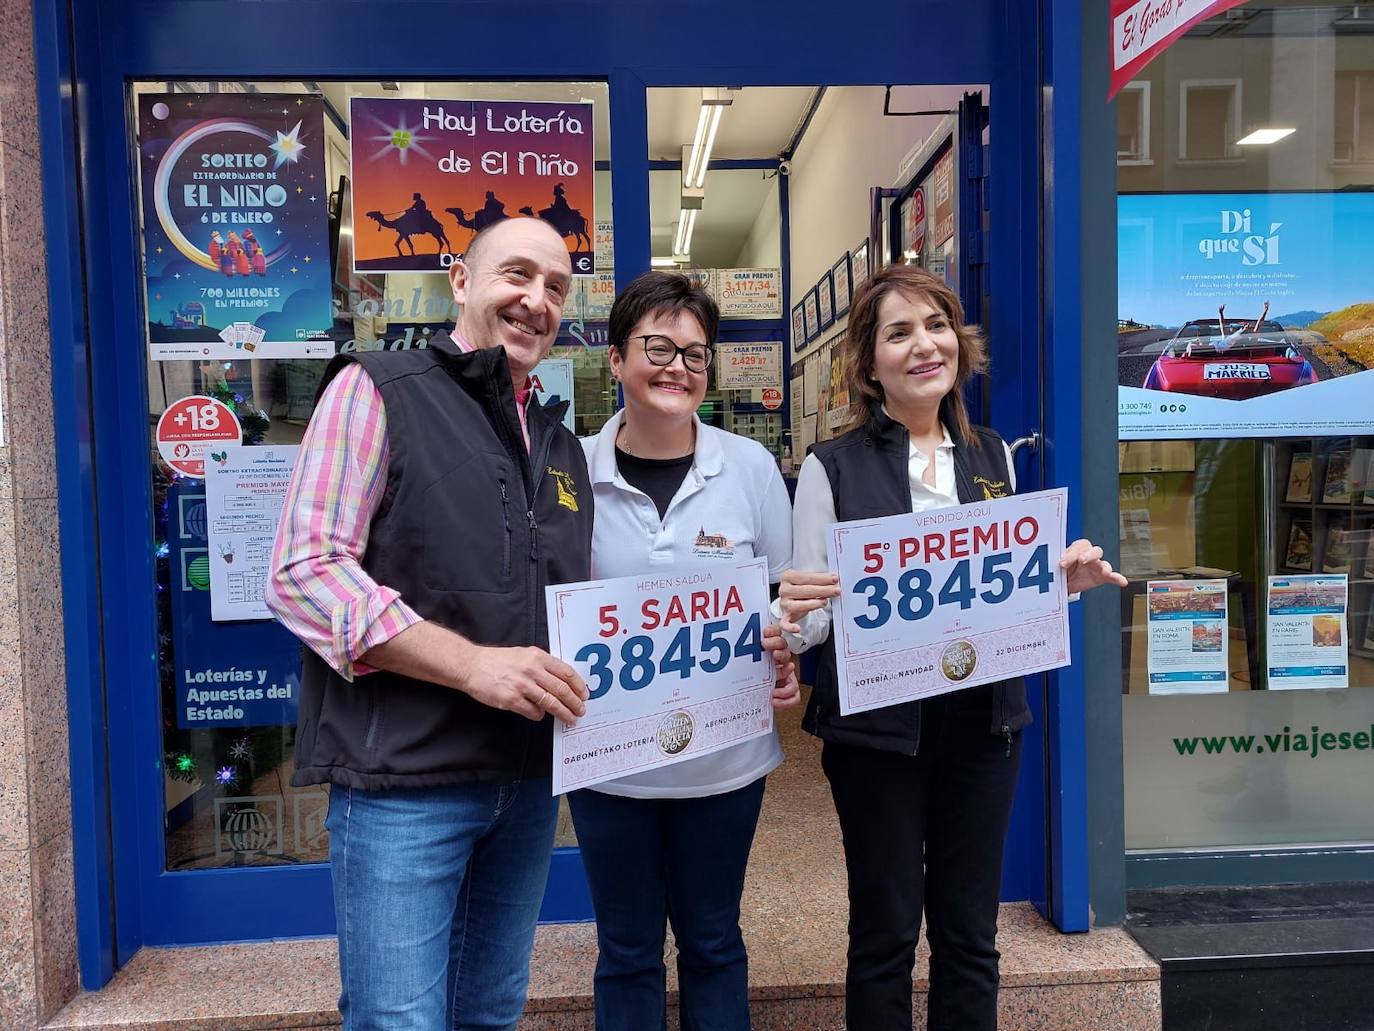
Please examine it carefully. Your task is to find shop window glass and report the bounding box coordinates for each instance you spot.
[1117,9,1374,853]
[1117,83,1151,164]
[135,79,612,869]
[1180,80,1241,161]
[646,160,786,460]
[1334,71,1374,163]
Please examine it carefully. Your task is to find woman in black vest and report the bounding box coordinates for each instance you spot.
[779,264,1124,1031]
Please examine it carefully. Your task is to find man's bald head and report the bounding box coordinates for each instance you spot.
[461,215,568,274]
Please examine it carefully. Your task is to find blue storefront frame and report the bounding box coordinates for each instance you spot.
[33,0,1111,990]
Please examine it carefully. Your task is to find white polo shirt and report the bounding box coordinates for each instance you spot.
[581,409,793,799]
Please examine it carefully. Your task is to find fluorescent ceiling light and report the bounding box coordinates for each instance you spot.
[684,105,712,187]
[690,105,724,189]
[1236,127,1296,145]
[651,257,679,268]
[673,208,698,258]
[684,91,729,190]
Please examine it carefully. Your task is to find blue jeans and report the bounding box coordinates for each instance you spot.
[326,779,558,1031]
[568,777,767,1031]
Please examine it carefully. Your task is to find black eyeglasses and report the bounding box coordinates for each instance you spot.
[632,334,715,373]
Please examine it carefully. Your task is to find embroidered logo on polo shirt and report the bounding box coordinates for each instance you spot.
[692,526,735,558]
[974,475,1009,499]
[547,467,580,512]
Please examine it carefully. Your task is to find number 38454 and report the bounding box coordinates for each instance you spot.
[851,545,1055,631]
[574,613,765,700]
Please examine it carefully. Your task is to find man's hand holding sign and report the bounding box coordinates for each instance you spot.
[546,558,795,793]
[781,489,1126,715]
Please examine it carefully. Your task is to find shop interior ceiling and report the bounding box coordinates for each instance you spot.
[147,80,957,273]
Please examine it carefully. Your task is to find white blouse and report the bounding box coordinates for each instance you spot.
[780,423,1016,652]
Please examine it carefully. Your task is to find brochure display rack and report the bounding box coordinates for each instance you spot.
[1275,438,1374,659]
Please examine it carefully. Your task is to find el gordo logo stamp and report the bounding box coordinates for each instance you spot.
[940,640,978,682]
[657,711,695,756]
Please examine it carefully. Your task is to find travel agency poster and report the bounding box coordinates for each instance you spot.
[137,93,335,361]
[1118,192,1374,439]
[349,97,595,275]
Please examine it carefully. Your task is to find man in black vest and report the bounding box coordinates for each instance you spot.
[268,216,593,1031]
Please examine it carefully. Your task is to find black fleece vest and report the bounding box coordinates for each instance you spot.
[801,405,1032,755]
[291,336,593,789]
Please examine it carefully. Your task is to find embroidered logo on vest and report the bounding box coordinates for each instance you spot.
[973,475,1009,499]
[547,467,579,512]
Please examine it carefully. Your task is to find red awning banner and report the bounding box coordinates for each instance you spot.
[1109,0,1248,99]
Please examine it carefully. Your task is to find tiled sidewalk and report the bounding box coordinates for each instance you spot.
[47,704,1159,1031]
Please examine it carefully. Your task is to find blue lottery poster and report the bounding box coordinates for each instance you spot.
[137,92,335,361]
[167,482,302,729]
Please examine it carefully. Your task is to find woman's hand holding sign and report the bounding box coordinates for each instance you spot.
[763,624,801,709]
[1060,538,1128,595]
[778,570,841,635]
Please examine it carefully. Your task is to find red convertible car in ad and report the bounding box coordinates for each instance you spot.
[1142,315,1319,400]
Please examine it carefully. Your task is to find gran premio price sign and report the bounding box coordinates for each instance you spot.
[546,559,774,793]
[827,489,1071,715]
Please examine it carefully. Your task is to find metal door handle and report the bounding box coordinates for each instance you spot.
[1008,431,1040,456]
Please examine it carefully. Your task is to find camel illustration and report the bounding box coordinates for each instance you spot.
[527,185,592,252]
[447,206,511,232]
[365,208,452,258]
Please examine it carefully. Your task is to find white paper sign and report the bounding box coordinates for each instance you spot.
[803,356,820,415]
[716,342,782,391]
[546,559,774,793]
[531,358,575,432]
[715,268,783,318]
[1145,579,1229,695]
[205,444,299,622]
[826,489,1070,715]
[1267,575,1349,691]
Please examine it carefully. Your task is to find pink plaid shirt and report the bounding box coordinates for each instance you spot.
[267,336,532,680]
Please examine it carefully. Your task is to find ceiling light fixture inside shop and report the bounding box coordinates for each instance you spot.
[674,88,734,260]
[1236,127,1296,145]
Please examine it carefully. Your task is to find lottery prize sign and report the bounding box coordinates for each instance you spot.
[546,559,774,794]
[827,489,1071,715]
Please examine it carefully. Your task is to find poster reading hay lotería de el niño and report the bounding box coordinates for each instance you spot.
[1118,192,1374,439]
[136,93,335,362]
[349,98,595,276]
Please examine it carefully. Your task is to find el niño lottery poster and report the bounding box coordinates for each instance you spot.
[136,93,335,361]
[349,98,596,276]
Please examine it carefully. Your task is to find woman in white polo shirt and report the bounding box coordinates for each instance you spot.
[569,271,795,1031]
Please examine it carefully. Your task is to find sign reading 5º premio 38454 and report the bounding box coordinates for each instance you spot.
[827,489,1071,716]
[546,559,775,794]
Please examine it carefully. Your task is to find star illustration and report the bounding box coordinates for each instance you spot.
[367,112,436,166]
[309,195,317,203]
[173,272,181,279]
[269,120,307,168]
[303,255,312,263]
[291,266,299,274]
[296,185,303,194]
[155,245,163,254]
